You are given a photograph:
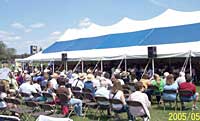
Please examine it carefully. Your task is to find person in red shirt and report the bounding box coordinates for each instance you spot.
[179,73,199,109]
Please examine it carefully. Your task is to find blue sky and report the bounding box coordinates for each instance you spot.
[0,0,200,54]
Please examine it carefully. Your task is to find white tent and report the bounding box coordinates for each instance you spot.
[16,9,200,62]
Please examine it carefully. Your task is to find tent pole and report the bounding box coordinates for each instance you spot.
[125,56,127,72]
[81,60,84,73]
[66,60,68,72]
[152,58,155,76]
[190,56,192,76]
[31,62,33,72]
[53,61,55,73]
[22,62,25,71]
[101,59,103,72]
[189,51,192,77]
[40,62,43,72]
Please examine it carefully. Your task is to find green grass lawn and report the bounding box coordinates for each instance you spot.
[1,86,200,121]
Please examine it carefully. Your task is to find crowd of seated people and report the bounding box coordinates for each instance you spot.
[0,60,199,121]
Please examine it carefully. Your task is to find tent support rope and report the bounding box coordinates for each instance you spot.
[141,59,151,78]
[72,60,81,73]
[92,60,100,73]
[117,58,124,69]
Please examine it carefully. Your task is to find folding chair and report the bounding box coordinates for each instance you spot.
[9,98,32,120]
[82,92,97,118]
[0,115,20,121]
[31,92,44,102]
[147,85,162,103]
[72,91,83,99]
[178,90,194,111]
[162,90,178,111]
[109,99,125,120]
[32,103,56,117]
[24,101,39,118]
[0,98,7,114]
[42,92,56,104]
[25,101,39,112]
[127,100,150,121]
[20,92,32,101]
[56,93,74,118]
[72,87,81,92]
[95,96,110,121]
[82,88,92,93]
[32,92,42,98]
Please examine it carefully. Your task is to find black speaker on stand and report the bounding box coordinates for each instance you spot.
[148,46,157,76]
[62,53,68,71]
[148,46,157,58]
[62,53,68,61]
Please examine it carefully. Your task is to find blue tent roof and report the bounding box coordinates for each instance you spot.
[43,23,200,53]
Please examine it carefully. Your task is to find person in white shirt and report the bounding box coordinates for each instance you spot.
[175,72,186,85]
[113,74,124,85]
[68,73,78,85]
[19,75,37,100]
[95,79,111,115]
[103,72,113,88]
[0,61,11,81]
[128,82,151,120]
[49,73,59,89]
[92,77,100,90]
[32,78,42,92]
[72,73,85,90]
[109,80,131,119]
[95,78,110,99]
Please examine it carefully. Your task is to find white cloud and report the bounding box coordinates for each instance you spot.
[24,28,32,33]
[51,31,62,36]
[0,30,21,41]
[11,22,25,29]
[11,22,46,32]
[30,23,46,28]
[0,30,14,36]
[79,17,92,27]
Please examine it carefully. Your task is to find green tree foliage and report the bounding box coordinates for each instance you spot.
[0,41,16,60]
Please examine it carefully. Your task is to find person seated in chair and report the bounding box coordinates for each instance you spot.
[179,73,199,110]
[109,80,131,119]
[56,79,83,116]
[150,74,165,103]
[163,74,178,101]
[84,74,95,95]
[128,82,151,120]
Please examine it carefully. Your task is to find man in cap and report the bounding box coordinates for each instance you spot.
[49,73,59,89]
[84,74,95,95]
[71,73,85,90]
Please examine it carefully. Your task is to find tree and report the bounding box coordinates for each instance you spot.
[0,41,16,61]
